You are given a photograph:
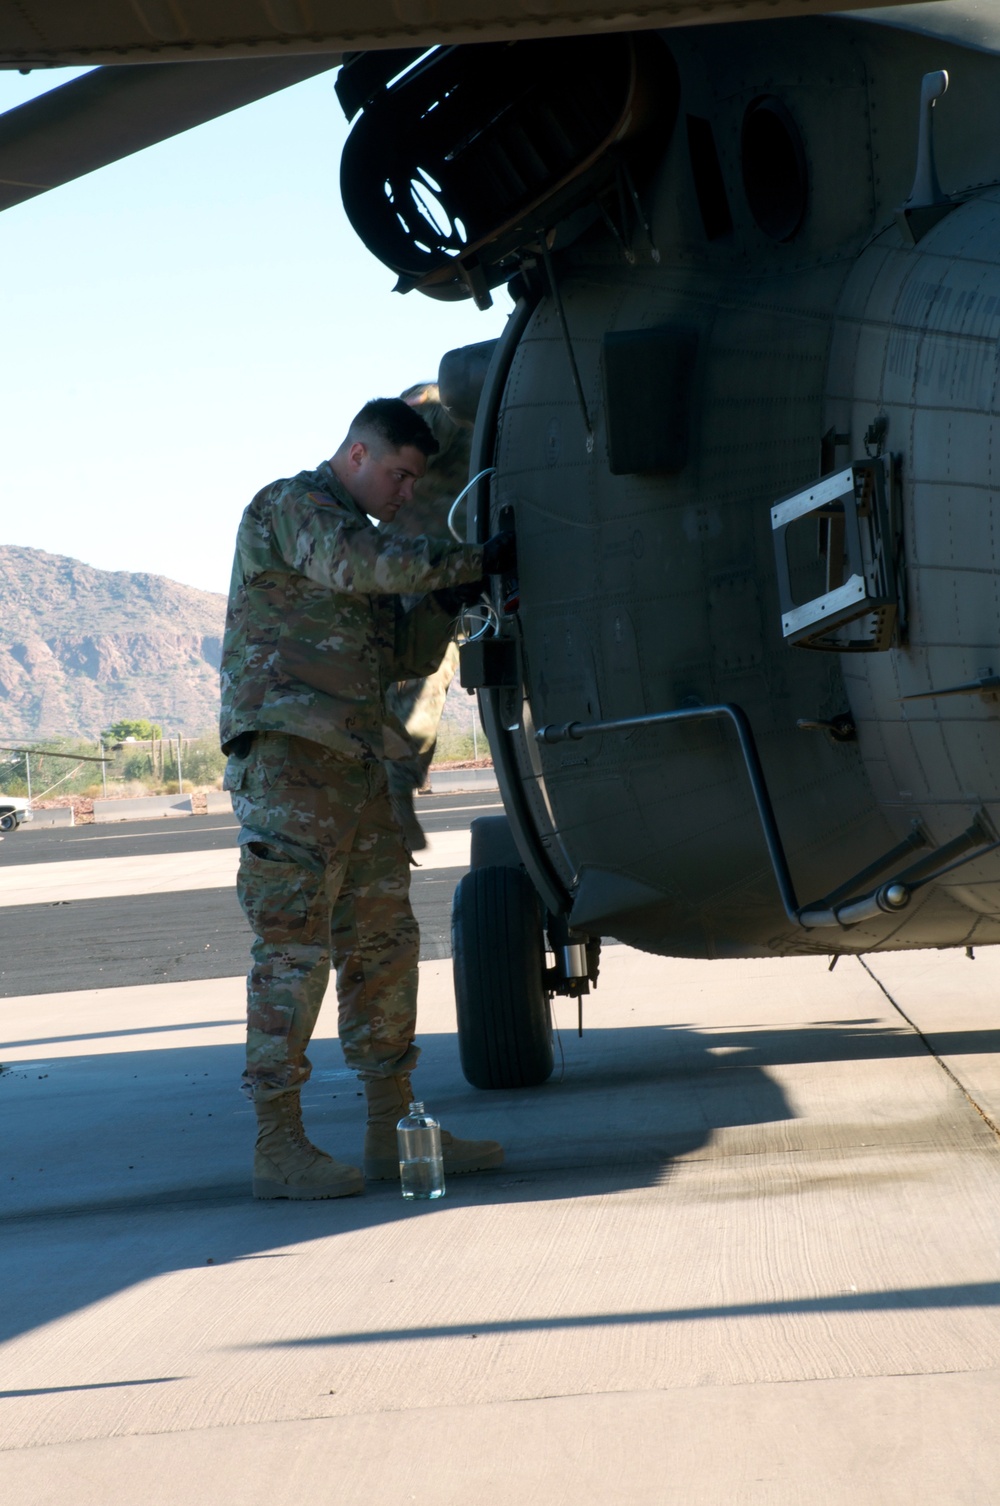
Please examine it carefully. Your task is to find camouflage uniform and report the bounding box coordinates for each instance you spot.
[383,390,474,819]
[220,459,483,1097]
[385,642,460,802]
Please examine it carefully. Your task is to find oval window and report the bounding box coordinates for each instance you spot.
[741,96,807,242]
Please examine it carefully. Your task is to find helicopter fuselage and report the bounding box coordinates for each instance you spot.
[465,16,1000,959]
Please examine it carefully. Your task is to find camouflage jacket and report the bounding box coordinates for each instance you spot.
[219,460,483,760]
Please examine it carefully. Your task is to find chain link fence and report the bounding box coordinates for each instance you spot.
[0,734,226,809]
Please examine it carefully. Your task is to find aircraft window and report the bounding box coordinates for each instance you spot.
[740,96,807,242]
[686,116,733,240]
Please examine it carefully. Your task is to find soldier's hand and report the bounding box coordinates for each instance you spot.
[482,529,517,575]
[434,579,486,614]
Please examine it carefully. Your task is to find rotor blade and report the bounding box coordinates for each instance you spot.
[0,746,108,761]
[0,1,943,67]
[0,54,339,213]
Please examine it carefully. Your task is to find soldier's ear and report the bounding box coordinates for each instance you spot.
[348,441,369,470]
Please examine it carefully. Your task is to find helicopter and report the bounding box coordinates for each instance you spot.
[1,1,996,1092]
[333,3,1000,1088]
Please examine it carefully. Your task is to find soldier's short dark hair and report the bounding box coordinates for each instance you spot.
[348,397,440,458]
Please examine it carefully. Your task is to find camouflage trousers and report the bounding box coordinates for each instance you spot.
[226,732,420,1099]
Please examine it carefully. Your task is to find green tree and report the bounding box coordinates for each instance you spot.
[103,718,163,743]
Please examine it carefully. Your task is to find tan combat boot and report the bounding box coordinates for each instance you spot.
[253,1090,363,1200]
[363,1073,504,1180]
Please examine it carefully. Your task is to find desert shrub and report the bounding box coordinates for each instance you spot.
[122,751,153,781]
[181,736,226,787]
[432,724,478,763]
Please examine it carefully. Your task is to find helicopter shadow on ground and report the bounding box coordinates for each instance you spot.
[1,1008,995,1349]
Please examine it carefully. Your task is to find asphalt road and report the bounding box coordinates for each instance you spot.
[0,791,501,997]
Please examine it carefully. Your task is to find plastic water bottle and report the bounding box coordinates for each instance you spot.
[397,1101,445,1200]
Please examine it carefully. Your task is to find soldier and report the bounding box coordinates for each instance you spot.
[220,397,514,1199]
[383,382,475,851]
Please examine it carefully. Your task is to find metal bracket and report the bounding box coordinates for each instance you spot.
[771,457,898,652]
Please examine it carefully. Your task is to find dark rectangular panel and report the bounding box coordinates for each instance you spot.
[459,637,519,690]
[601,326,698,475]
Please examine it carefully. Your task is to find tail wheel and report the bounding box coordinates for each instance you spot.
[451,865,554,1089]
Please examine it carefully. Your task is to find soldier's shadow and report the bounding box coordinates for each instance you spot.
[1,1006,982,1350]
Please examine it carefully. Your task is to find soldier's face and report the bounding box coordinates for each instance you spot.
[345,442,427,523]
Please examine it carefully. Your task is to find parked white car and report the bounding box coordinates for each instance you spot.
[0,794,31,832]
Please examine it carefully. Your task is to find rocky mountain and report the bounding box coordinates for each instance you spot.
[0,546,227,740]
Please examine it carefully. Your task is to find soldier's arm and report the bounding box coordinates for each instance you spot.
[391,595,460,680]
[271,490,484,595]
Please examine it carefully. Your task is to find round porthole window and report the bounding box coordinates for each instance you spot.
[741,96,808,242]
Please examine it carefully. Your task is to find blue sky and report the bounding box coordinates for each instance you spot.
[0,65,511,595]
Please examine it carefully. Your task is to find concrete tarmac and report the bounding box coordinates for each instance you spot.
[1,803,999,1503]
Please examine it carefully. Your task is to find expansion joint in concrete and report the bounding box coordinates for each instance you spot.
[856,956,1000,1142]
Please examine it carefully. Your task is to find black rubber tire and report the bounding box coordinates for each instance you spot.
[452,865,554,1089]
[0,814,16,832]
[469,814,521,870]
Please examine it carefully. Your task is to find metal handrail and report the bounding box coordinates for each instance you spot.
[535,703,998,931]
